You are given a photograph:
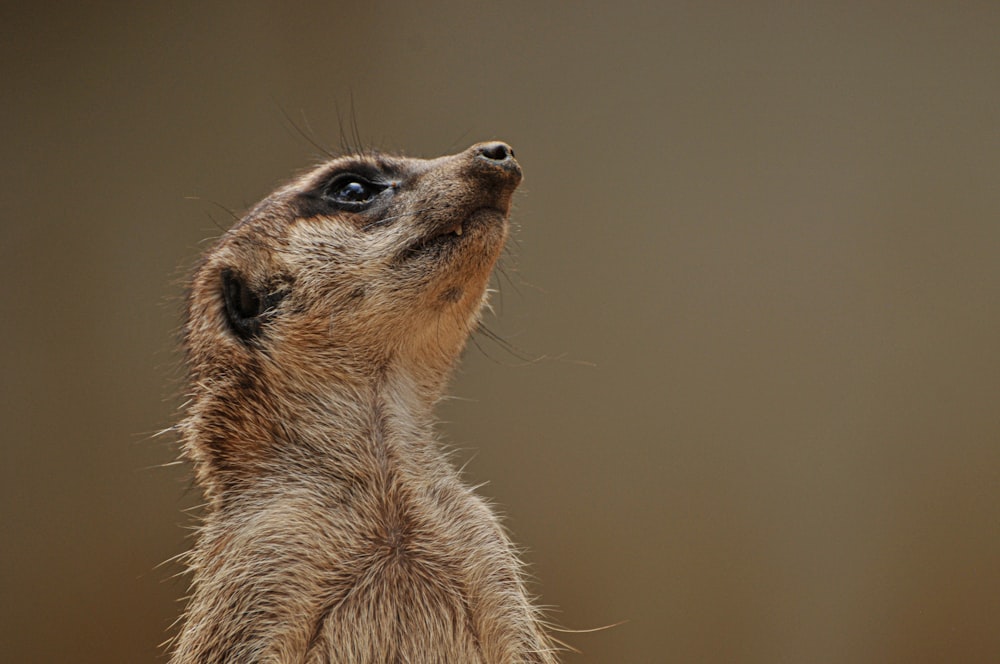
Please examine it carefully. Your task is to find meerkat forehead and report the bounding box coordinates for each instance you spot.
[183,142,522,381]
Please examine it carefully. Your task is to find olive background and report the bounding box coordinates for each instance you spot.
[2,3,998,662]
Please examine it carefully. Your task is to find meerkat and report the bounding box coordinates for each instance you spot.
[170,142,558,663]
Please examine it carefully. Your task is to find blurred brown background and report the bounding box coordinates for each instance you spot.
[2,2,998,662]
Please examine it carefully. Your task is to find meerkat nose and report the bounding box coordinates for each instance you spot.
[475,142,514,162]
[471,141,521,183]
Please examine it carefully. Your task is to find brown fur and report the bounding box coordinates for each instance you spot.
[170,143,558,663]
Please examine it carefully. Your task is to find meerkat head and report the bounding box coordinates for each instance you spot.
[183,142,521,414]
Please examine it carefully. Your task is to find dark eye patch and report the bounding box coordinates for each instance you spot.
[323,173,389,211]
[221,269,288,342]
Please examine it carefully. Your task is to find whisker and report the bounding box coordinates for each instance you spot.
[335,99,349,154]
[274,100,337,160]
[448,127,473,153]
[349,94,364,156]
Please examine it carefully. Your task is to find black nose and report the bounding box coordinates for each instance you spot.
[470,141,521,185]
[475,141,515,163]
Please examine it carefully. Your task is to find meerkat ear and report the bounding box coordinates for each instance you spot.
[221,269,291,342]
[221,269,266,340]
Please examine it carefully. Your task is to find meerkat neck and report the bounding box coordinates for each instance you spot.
[311,359,446,452]
[179,359,448,518]
[174,366,473,661]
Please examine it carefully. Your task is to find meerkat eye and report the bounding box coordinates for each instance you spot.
[335,181,372,202]
[325,174,386,210]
